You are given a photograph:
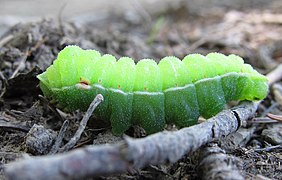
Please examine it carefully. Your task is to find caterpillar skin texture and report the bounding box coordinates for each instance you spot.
[37,46,268,135]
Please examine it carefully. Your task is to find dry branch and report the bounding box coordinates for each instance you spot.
[198,143,244,180]
[58,94,104,153]
[267,63,282,86]
[48,120,69,154]
[5,101,258,180]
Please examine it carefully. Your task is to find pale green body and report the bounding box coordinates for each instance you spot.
[37,46,268,135]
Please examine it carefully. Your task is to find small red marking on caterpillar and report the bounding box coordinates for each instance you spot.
[76,77,91,90]
[79,77,90,85]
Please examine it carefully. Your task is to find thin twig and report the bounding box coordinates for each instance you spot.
[48,120,69,154]
[255,145,282,152]
[58,94,104,153]
[9,52,28,79]
[0,121,30,133]
[0,34,14,47]
[58,1,68,36]
[249,117,280,124]
[266,63,282,86]
[0,71,7,98]
[9,37,46,79]
[266,113,282,123]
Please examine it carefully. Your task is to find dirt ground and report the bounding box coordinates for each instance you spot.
[0,1,282,180]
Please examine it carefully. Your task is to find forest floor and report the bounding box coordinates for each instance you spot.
[0,1,282,180]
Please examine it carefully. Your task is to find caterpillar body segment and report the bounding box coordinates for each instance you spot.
[37,46,268,135]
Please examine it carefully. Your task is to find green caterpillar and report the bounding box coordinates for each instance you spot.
[37,46,268,135]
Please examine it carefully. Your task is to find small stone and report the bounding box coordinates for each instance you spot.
[261,124,282,145]
[25,124,57,155]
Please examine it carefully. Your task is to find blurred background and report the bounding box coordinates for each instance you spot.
[1,0,282,36]
[1,0,282,76]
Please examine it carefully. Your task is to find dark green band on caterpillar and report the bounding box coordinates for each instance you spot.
[37,46,268,135]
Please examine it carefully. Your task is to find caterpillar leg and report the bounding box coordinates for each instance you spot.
[132,92,165,134]
[164,84,200,127]
[108,89,133,135]
[195,76,226,118]
[220,72,240,102]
